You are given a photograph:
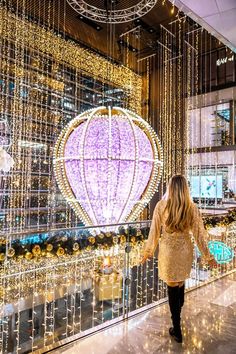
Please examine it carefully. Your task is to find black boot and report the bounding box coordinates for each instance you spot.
[167,285,182,343]
[179,283,185,309]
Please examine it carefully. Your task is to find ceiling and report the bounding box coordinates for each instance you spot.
[9,0,175,66]
[175,0,236,53]
[8,0,179,71]
[7,0,227,72]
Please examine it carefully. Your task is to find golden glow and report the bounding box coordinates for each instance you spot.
[0,7,142,114]
[0,5,142,234]
[103,256,112,267]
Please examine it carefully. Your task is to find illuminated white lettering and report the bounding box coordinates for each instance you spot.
[216,55,234,66]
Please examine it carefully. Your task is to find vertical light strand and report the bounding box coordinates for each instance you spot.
[169,31,173,177]
[159,25,164,194]
[91,253,96,328]
[18,0,26,234]
[146,57,150,123]
[186,26,191,183]
[43,0,53,231]
[163,28,168,182]
[8,0,20,234]
[71,259,77,336]
[176,18,182,173]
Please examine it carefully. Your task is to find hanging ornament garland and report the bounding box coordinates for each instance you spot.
[0,209,235,263]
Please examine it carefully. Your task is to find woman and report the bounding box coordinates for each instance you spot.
[142,175,217,343]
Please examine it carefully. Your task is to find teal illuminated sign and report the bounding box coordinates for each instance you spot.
[208,241,234,264]
[197,241,234,264]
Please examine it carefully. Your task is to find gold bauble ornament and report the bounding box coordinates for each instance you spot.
[0,253,5,261]
[25,252,33,260]
[7,248,15,258]
[73,242,80,251]
[120,235,126,244]
[88,237,95,245]
[46,244,53,252]
[112,236,118,244]
[73,250,80,256]
[32,245,41,256]
[102,243,109,250]
[56,247,65,257]
[0,286,4,297]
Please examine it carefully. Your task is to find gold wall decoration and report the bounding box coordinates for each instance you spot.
[0,6,142,114]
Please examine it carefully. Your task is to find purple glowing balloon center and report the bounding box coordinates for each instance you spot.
[64,114,154,225]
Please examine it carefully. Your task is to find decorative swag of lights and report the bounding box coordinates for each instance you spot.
[53,107,163,226]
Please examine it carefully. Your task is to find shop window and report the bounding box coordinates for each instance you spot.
[189,102,231,148]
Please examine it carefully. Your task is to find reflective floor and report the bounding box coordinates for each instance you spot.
[53,272,236,354]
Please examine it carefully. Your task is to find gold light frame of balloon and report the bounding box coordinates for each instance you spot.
[53,107,163,226]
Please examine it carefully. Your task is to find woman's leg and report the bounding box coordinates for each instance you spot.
[166,281,183,343]
[179,282,185,308]
[167,281,185,308]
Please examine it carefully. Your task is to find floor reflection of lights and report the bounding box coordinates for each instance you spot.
[55,272,236,354]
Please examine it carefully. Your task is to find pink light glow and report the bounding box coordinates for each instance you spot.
[64,114,154,225]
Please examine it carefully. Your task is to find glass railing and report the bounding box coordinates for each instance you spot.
[0,214,235,353]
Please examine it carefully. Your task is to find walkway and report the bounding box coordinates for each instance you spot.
[52,272,236,354]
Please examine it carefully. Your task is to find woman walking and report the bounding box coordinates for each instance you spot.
[142,175,217,343]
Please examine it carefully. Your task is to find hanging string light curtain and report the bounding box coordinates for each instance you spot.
[0,2,142,235]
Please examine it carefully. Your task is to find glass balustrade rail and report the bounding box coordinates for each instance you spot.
[0,215,235,353]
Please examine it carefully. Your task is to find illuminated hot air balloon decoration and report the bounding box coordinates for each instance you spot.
[53,107,163,226]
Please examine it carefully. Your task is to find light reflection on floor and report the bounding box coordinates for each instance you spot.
[54,272,236,354]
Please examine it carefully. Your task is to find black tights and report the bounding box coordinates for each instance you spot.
[167,283,185,334]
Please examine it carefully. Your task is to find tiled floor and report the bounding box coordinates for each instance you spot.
[53,272,236,354]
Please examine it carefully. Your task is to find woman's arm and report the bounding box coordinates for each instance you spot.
[142,201,162,260]
[191,204,215,262]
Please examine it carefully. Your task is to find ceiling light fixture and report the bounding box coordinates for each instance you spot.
[67,0,158,24]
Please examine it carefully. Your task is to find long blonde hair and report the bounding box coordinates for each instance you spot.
[165,175,193,233]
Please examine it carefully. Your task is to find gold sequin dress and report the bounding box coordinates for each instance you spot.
[144,200,213,283]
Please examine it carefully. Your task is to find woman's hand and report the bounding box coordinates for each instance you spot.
[141,253,151,264]
[208,258,218,268]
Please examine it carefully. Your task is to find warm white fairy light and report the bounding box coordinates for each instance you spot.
[0,219,235,352]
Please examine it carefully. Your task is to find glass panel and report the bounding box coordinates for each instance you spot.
[188,150,236,206]
[1,217,235,353]
[189,102,230,148]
